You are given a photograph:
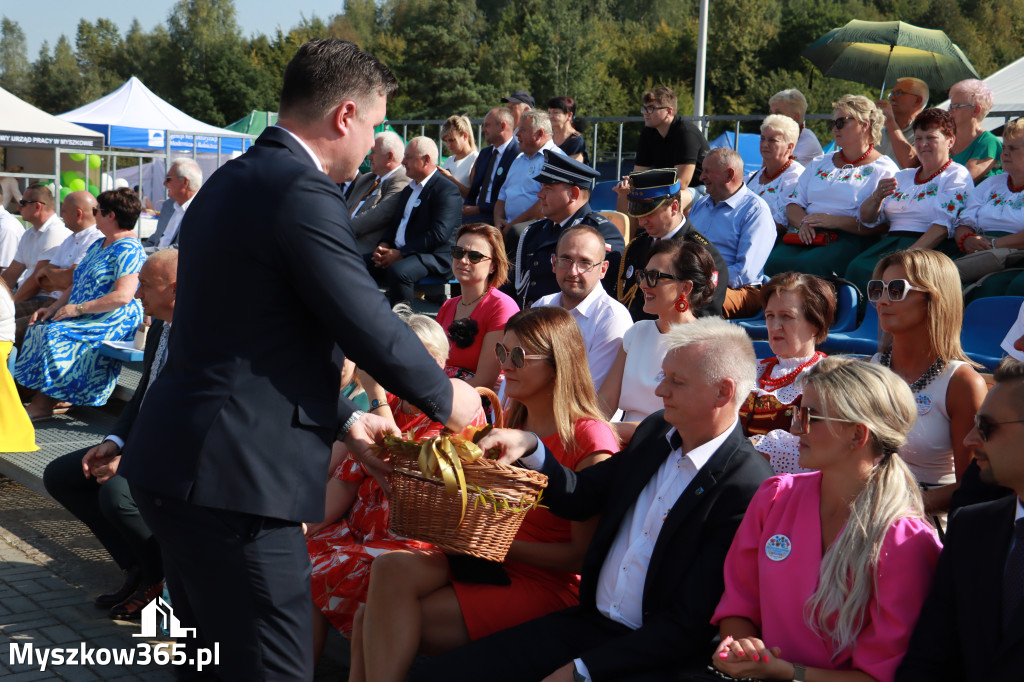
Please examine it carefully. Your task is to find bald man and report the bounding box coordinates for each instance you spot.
[876,77,929,168]
[688,148,775,318]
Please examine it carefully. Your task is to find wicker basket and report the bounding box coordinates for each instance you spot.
[386,388,548,562]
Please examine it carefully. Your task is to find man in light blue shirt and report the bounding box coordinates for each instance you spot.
[688,148,775,318]
[494,109,565,242]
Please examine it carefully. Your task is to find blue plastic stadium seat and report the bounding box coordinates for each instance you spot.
[962,296,1024,372]
[820,303,880,356]
[590,181,619,212]
[6,344,16,375]
[752,340,774,359]
[736,283,859,342]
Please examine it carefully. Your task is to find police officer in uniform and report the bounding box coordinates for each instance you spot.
[507,151,625,308]
[617,169,729,319]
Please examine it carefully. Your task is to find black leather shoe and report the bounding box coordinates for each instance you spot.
[110,582,164,621]
[95,564,142,609]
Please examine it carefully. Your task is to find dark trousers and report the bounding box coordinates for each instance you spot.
[43,448,163,584]
[132,484,313,682]
[364,252,448,307]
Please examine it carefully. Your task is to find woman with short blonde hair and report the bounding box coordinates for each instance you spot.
[748,114,806,228]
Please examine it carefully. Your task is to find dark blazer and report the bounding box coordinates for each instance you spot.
[380,170,462,270]
[465,137,520,219]
[143,198,179,248]
[896,496,1024,682]
[109,319,164,443]
[536,414,773,679]
[349,167,412,254]
[118,126,454,523]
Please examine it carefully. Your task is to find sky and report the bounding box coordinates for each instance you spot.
[8,1,347,59]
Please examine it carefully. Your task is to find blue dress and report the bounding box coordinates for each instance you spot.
[14,238,145,405]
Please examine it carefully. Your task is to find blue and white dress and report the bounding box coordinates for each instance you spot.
[14,238,145,405]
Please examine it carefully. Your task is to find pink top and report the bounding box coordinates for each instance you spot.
[437,287,520,376]
[712,473,942,682]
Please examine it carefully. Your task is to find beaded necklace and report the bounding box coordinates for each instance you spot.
[758,351,825,391]
[761,158,793,183]
[839,143,874,166]
[915,159,952,185]
[1009,175,1024,194]
[880,349,945,393]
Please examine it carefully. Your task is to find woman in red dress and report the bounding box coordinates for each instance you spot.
[350,306,619,682]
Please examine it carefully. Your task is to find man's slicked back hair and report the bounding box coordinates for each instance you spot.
[279,39,399,124]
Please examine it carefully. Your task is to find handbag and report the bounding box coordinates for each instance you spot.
[955,247,1024,283]
[781,230,838,247]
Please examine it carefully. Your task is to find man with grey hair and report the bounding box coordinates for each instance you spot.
[412,317,773,682]
[464,107,519,225]
[145,157,202,251]
[494,108,566,237]
[769,88,823,165]
[348,130,411,253]
[369,135,462,305]
[689,148,776,318]
[876,77,930,168]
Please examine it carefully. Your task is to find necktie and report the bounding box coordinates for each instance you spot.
[477,149,498,207]
[147,322,172,389]
[351,177,381,216]
[1003,516,1024,633]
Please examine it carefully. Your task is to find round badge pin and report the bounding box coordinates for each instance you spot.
[915,393,932,416]
[625,265,634,279]
[765,534,791,562]
[496,167,504,176]
[413,199,421,208]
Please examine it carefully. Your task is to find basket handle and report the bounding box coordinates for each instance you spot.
[476,386,504,429]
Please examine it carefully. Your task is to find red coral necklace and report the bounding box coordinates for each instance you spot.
[758,352,825,391]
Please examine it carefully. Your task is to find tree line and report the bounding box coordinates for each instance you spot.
[2,0,1022,142]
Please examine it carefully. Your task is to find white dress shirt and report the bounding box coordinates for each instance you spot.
[13,214,71,287]
[47,226,103,299]
[532,284,633,391]
[0,206,23,270]
[394,169,436,250]
[157,195,195,249]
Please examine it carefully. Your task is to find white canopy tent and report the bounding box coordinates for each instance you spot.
[937,54,1024,130]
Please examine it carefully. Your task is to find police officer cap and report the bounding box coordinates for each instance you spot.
[626,168,682,217]
[501,90,535,107]
[533,150,600,190]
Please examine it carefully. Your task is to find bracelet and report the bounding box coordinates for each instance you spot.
[956,230,977,252]
[368,398,388,412]
[792,663,807,682]
[991,236,997,249]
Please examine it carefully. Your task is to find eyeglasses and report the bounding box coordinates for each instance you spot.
[451,245,491,264]
[553,256,601,273]
[949,103,974,111]
[18,199,41,207]
[973,413,1024,441]
[636,268,680,287]
[827,116,857,131]
[92,207,112,217]
[494,343,547,369]
[791,406,859,435]
[889,88,914,99]
[866,279,925,303]
[164,176,178,183]
[641,105,670,115]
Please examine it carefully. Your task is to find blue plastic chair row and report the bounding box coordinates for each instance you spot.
[590,181,619,212]
[737,283,860,341]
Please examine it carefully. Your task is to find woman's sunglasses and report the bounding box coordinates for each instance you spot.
[974,414,1024,442]
[92,207,112,217]
[866,279,924,303]
[636,269,680,287]
[451,245,491,264]
[790,406,858,435]
[494,343,546,369]
[827,116,857,131]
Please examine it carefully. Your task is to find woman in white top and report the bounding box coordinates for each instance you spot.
[597,240,717,442]
[746,114,805,232]
[867,249,987,520]
[953,117,1024,299]
[847,108,972,292]
[438,115,479,197]
[740,272,835,474]
[765,94,898,280]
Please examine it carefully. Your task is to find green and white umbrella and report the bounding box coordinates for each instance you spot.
[802,19,980,97]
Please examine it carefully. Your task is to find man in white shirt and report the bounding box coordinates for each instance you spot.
[408,318,773,682]
[876,77,929,168]
[494,109,565,237]
[368,137,462,305]
[0,204,23,271]
[144,157,202,252]
[349,131,411,254]
[533,225,632,391]
[1,184,72,317]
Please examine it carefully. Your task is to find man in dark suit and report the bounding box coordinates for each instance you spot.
[348,130,411,254]
[618,168,729,319]
[368,135,462,306]
[400,317,774,681]
[896,357,1024,682]
[463,107,519,226]
[43,249,178,619]
[509,151,625,308]
[117,40,481,681]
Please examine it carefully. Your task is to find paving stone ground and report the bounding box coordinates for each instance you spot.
[0,476,349,681]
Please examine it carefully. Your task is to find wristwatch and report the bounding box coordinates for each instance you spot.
[792,663,807,681]
[76,303,84,315]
